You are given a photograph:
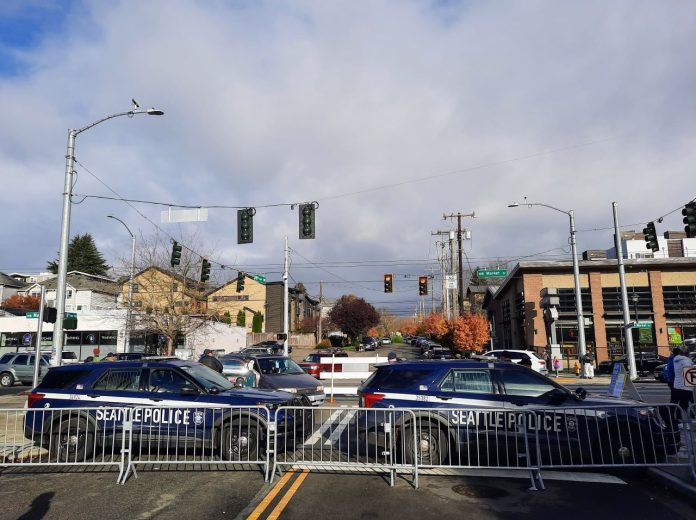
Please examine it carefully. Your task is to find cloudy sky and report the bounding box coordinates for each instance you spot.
[1,0,695,317]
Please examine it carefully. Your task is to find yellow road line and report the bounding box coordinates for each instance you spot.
[246,470,297,520]
[267,469,310,520]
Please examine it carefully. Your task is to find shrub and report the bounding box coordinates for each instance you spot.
[316,339,331,349]
[391,334,404,344]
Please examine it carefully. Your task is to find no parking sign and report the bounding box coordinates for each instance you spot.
[684,367,696,388]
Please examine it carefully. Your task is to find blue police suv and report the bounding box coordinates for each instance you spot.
[353,360,680,467]
[25,359,310,462]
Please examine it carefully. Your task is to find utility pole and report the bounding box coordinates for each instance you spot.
[431,231,450,317]
[443,212,475,315]
[283,236,289,356]
[449,231,457,317]
[317,280,323,343]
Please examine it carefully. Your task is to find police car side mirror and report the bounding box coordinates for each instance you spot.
[574,387,587,401]
[181,384,200,395]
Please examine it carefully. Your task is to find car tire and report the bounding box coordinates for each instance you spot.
[0,372,14,387]
[51,417,94,462]
[400,420,448,465]
[222,420,261,461]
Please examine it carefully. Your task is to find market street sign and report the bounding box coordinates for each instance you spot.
[253,274,266,283]
[632,321,652,329]
[25,311,39,319]
[477,269,508,278]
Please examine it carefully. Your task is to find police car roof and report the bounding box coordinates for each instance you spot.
[377,359,507,369]
[50,358,194,370]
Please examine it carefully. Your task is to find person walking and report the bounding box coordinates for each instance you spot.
[584,351,595,379]
[672,347,694,411]
[199,348,223,373]
[243,359,260,387]
[552,356,561,378]
[664,349,677,404]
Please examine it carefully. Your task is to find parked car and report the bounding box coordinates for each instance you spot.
[597,353,667,376]
[482,349,548,374]
[420,345,453,359]
[219,355,252,382]
[380,337,392,345]
[359,337,379,351]
[254,341,292,354]
[0,352,50,387]
[299,349,349,378]
[239,346,275,356]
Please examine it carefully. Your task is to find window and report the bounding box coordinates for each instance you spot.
[132,283,139,292]
[132,301,142,308]
[37,370,91,389]
[365,368,434,390]
[0,354,14,364]
[172,282,178,292]
[499,369,556,398]
[148,369,189,393]
[13,355,30,366]
[66,290,73,299]
[440,369,493,394]
[93,369,142,391]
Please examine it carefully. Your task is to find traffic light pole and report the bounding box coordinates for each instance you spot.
[613,202,638,380]
[443,212,475,315]
[283,236,289,356]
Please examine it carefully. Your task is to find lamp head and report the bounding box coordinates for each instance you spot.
[147,108,164,115]
[507,202,520,208]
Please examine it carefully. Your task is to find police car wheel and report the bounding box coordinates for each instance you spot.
[0,372,14,387]
[401,421,448,465]
[222,423,260,461]
[51,417,94,462]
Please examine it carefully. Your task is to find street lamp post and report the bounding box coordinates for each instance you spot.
[107,215,136,353]
[508,201,587,362]
[53,104,163,366]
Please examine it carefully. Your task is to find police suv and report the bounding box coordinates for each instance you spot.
[354,360,679,467]
[24,359,310,462]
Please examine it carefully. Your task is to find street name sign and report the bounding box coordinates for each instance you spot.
[253,274,266,283]
[632,322,652,329]
[477,269,508,278]
[25,311,39,319]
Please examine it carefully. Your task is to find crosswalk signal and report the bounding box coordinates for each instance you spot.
[170,241,182,267]
[237,208,255,244]
[200,259,211,282]
[236,271,245,293]
[384,274,393,293]
[683,202,696,238]
[642,221,659,252]
[418,276,428,296]
[299,203,316,240]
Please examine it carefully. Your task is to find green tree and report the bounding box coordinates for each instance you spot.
[328,294,380,343]
[221,311,232,325]
[236,310,246,327]
[47,233,110,276]
[252,312,264,333]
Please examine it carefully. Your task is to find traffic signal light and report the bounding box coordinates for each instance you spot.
[237,208,254,244]
[642,221,659,252]
[683,202,696,238]
[43,307,57,324]
[299,203,315,240]
[170,241,182,267]
[200,259,211,282]
[236,271,245,292]
[418,276,428,296]
[384,274,393,293]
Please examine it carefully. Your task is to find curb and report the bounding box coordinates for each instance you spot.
[649,468,696,502]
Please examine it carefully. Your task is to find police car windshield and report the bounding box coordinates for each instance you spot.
[181,364,234,391]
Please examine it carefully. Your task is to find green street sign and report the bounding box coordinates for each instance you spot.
[25,311,39,319]
[253,275,266,283]
[477,269,508,278]
[66,312,77,318]
[632,322,652,329]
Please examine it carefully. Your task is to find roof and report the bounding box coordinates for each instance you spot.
[205,272,261,297]
[466,285,489,294]
[40,272,121,295]
[0,272,24,288]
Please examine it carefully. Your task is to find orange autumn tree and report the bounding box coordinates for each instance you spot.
[451,313,490,353]
[422,313,448,338]
[1,294,40,311]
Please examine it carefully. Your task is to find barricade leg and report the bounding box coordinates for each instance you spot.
[118,410,137,485]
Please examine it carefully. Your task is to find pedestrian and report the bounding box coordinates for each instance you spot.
[243,358,260,387]
[672,347,694,411]
[664,348,677,404]
[387,352,398,364]
[101,352,116,362]
[552,356,561,378]
[519,357,533,369]
[199,348,223,373]
[584,351,595,379]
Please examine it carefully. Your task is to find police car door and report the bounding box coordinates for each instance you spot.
[499,367,569,456]
[436,367,511,465]
[89,367,144,437]
[142,367,205,441]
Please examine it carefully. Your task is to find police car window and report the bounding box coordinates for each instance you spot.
[181,364,234,391]
[37,369,92,389]
[93,369,142,392]
[499,369,556,397]
[440,370,493,394]
[148,369,189,393]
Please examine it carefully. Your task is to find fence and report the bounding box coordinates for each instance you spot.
[246,333,317,347]
[1,403,694,488]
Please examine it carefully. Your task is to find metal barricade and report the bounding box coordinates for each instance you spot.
[272,406,418,487]
[687,403,696,479]
[122,405,271,483]
[527,403,691,480]
[0,407,129,483]
[403,407,542,490]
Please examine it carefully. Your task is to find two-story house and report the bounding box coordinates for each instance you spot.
[206,273,266,332]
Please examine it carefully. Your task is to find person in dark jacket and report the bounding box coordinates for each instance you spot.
[199,349,223,373]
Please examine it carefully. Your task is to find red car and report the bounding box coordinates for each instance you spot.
[299,350,348,378]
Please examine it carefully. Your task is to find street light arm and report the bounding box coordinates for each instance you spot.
[523,202,570,216]
[107,215,134,238]
[75,108,163,135]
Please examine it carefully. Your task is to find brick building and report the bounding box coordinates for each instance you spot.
[484,258,696,362]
